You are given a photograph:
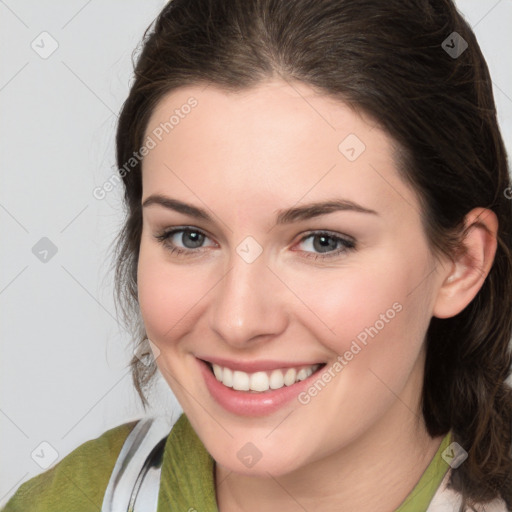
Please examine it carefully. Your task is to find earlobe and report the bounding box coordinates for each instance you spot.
[433,208,498,319]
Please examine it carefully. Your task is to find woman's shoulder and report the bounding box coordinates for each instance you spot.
[1,419,140,512]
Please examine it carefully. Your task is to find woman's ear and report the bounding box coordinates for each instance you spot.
[433,207,498,319]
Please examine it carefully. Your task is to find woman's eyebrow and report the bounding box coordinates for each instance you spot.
[275,200,378,224]
[142,195,211,221]
[141,194,378,224]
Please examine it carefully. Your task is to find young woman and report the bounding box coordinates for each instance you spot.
[4,0,511,511]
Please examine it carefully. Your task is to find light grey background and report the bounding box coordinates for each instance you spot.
[1,0,511,505]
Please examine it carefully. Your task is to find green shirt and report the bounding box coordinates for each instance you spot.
[2,414,452,511]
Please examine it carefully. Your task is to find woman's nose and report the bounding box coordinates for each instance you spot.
[208,251,288,348]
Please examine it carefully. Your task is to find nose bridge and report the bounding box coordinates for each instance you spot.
[209,247,286,346]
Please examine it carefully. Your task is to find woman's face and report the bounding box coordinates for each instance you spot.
[137,80,447,476]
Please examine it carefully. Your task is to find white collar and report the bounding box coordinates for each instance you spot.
[426,468,509,512]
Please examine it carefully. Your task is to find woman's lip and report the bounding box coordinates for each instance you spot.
[197,358,325,417]
[197,356,325,373]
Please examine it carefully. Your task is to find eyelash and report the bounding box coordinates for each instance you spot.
[154,227,356,261]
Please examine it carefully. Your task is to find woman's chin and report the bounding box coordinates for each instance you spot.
[211,444,309,478]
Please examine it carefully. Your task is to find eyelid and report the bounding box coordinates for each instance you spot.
[154,224,218,247]
[296,229,355,244]
[292,230,356,259]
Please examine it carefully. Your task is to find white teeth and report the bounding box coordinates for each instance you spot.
[283,368,297,386]
[223,367,233,387]
[269,369,284,389]
[232,370,250,391]
[296,368,308,381]
[210,363,320,392]
[213,364,223,381]
[250,371,269,392]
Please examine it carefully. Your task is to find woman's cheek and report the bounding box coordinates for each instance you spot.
[137,252,206,342]
[290,266,405,353]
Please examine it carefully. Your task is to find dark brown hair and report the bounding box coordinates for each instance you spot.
[111,0,512,508]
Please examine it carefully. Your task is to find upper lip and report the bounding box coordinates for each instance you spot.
[198,356,325,373]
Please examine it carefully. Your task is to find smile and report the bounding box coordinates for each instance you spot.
[197,357,327,416]
[210,363,323,392]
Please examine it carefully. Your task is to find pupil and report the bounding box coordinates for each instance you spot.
[313,235,337,253]
[183,230,204,249]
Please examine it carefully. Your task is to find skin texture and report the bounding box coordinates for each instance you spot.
[136,80,498,511]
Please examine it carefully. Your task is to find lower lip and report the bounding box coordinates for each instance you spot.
[197,358,324,417]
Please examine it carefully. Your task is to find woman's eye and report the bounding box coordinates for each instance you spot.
[154,227,216,255]
[154,227,355,260]
[295,232,355,259]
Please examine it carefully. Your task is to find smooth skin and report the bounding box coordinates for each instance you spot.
[136,80,498,511]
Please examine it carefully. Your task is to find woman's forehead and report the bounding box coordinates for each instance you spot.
[141,81,419,221]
